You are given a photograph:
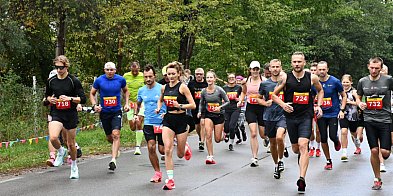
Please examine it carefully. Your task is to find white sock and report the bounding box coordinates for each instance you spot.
[342,148,347,154]
[230,139,234,144]
[111,158,116,163]
[310,140,315,148]
[58,147,64,155]
[317,143,321,149]
[71,160,77,167]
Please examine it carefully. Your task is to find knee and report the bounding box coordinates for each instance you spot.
[370,148,379,156]
[381,149,391,160]
[112,132,120,140]
[276,136,284,143]
[148,143,156,154]
[214,138,221,143]
[292,147,299,154]
[50,137,58,143]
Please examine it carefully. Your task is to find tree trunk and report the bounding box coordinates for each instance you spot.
[178,29,195,69]
[55,11,66,57]
[117,31,123,74]
[157,32,162,68]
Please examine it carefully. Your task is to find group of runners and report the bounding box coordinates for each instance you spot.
[44,52,392,193]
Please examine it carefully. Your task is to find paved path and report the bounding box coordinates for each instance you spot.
[0,132,392,196]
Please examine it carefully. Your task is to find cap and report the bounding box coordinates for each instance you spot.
[48,69,57,79]
[104,62,116,69]
[162,65,168,75]
[236,75,244,80]
[250,61,260,69]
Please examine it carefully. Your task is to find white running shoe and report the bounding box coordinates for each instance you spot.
[380,164,386,172]
[70,165,79,179]
[53,148,68,167]
[250,158,259,167]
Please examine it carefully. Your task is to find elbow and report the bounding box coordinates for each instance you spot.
[80,96,87,104]
[190,103,196,110]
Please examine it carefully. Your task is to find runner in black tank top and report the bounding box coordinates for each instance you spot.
[272,52,324,193]
[156,62,196,190]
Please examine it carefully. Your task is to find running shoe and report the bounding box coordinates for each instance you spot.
[198,142,204,151]
[236,139,242,144]
[229,144,234,151]
[274,167,280,179]
[380,164,386,172]
[150,171,162,183]
[108,160,117,171]
[263,137,270,147]
[278,161,285,172]
[334,140,341,151]
[324,161,333,170]
[297,177,306,193]
[284,147,289,158]
[316,149,321,157]
[242,131,247,142]
[134,147,142,155]
[163,179,175,190]
[250,158,259,167]
[76,147,82,158]
[70,164,79,179]
[184,142,192,160]
[266,143,271,153]
[53,148,68,167]
[205,156,216,165]
[309,147,315,157]
[372,178,382,190]
[341,153,348,162]
[46,156,55,167]
[354,147,361,155]
[224,134,229,143]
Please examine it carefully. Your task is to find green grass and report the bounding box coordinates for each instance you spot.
[0,127,136,174]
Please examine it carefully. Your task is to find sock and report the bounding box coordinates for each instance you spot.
[167,170,174,180]
[58,147,64,155]
[310,140,315,148]
[230,139,234,144]
[71,160,77,167]
[136,130,144,147]
[278,158,282,162]
[317,142,321,149]
[327,159,332,164]
[111,158,116,162]
[342,148,347,154]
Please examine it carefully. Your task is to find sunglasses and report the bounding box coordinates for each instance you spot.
[105,69,116,72]
[54,66,67,70]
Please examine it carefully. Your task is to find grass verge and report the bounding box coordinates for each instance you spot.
[0,127,136,174]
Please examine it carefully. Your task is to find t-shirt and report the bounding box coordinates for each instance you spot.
[93,74,126,113]
[222,84,242,112]
[320,76,343,118]
[357,75,393,123]
[188,79,208,113]
[137,83,166,125]
[199,86,229,114]
[123,72,144,102]
[259,79,285,121]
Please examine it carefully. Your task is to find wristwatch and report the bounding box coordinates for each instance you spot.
[179,104,183,109]
[340,108,345,112]
[70,97,73,102]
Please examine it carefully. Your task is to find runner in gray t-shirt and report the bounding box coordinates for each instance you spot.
[356,57,393,190]
[198,71,229,165]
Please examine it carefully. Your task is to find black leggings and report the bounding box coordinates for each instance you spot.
[224,110,240,139]
[317,117,339,144]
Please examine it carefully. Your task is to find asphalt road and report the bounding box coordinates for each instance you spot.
[0,131,392,196]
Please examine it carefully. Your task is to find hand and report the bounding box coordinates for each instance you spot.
[124,104,130,112]
[315,106,323,119]
[94,105,102,113]
[338,110,344,119]
[265,100,273,107]
[155,108,160,114]
[213,106,221,112]
[197,112,201,118]
[59,95,70,101]
[48,95,57,105]
[282,102,294,113]
[134,115,139,122]
[76,104,82,112]
[172,100,180,108]
[358,102,367,110]
[237,101,244,107]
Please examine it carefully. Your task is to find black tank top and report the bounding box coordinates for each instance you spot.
[284,71,314,118]
[163,82,188,111]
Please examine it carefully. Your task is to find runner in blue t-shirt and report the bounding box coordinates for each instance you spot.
[258,59,288,179]
[136,64,167,183]
[90,62,130,171]
[316,61,346,170]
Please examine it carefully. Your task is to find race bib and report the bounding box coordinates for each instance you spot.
[293,92,309,105]
[322,97,332,108]
[248,94,259,104]
[269,91,284,101]
[56,100,71,109]
[207,103,220,112]
[129,102,136,108]
[103,96,117,107]
[153,125,163,134]
[163,96,177,107]
[227,92,237,100]
[194,91,202,99]
[367,97,383,110]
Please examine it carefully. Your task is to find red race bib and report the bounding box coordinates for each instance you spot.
[56,100,71,109]
[227,92,237,100]
[103,96,117,107]
[367,97,383,110]
[293,92,309,105]
[163,96,177,107]
[248,94,259,104]
[322,97,332,108]
[269,92,284,101]
[153,125,163,134]
[194,91,202,99]
[129,102,136,108]
[207,103,220,112]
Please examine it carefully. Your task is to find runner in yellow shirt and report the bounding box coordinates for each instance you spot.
[123,61,145,155]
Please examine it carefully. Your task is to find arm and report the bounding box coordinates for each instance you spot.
[237,79,247,106]
[257,83,272,107]
[356,80,367,110]
[338,91,347,119]
[180,83,196,110]
[218,87,230,109]
[122,86,130,112]
[89,87,101,113]
[66,78,86,104]
[272,73,290,111]
[155,85,165,113]
[311,74,324,118]
[198,90,205,114]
